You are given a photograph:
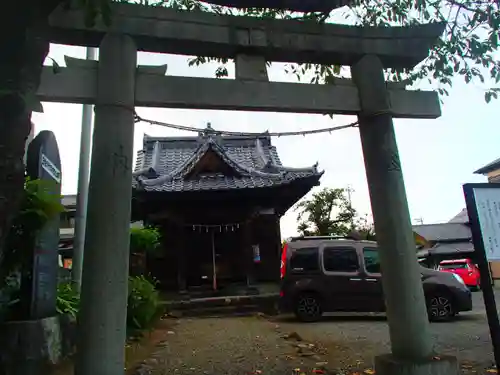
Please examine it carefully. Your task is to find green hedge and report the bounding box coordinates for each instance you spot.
[127,275,162,332]
[56,276,162,335]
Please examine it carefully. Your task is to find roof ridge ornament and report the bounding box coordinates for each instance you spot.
[199,121,222,141]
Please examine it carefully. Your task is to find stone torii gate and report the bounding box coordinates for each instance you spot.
[39,3,456,375]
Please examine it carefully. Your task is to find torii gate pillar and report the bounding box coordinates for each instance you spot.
[75,33,136,375]
[353,55,457,374]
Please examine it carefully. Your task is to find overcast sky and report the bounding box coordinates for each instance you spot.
[32,43,499,239]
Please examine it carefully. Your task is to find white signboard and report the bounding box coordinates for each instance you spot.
[474,187,500,260]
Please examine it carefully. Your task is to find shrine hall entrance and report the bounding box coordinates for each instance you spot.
[185,226,248,290]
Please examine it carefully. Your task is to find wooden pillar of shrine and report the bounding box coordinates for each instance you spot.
[274,213,282,281]
[242,219,255,289]
[176,225,187,294]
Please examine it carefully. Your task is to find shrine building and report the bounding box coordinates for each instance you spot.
[131,125,323,295]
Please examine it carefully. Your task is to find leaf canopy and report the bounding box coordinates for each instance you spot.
[137,0,500,102]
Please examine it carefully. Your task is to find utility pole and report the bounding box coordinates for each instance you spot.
[346,184,354,226]
[72,47,97,292]
[346,185,353,205]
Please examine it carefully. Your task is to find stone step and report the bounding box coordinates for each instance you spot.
[167,304,265,318]
[161,293,279,318]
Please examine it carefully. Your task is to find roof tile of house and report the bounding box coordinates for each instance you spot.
[412,223,471,242]
[474,157,500,175]
[133,128,323,192]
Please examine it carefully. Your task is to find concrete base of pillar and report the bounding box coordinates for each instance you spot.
[0,315,76,375]
[375,354,459,375]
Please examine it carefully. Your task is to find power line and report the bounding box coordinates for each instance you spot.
[134,112,360,138]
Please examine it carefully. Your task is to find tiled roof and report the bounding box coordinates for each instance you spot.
[412,223,471,242]
[448,208,469,224]
[133,128,323,193]
[417,241,474,256]
[474,157,500,175]
[428,241,474,255]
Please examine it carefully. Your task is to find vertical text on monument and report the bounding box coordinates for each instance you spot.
[26,130,62,319]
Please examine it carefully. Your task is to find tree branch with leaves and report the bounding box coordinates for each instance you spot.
[185,0,500,102]
[295,187,357,236]
[295,187,377,240]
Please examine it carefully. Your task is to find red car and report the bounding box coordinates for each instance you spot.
[438,259,481,290]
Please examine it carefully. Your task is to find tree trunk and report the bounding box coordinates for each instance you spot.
[0,1,64,270]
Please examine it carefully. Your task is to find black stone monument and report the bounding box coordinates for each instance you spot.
[25,130,62,319]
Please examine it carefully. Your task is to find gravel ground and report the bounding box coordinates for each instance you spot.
[140,290,498,375]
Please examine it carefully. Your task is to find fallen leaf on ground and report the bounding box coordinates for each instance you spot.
[312,369,325,374]
[432,356,441,361]
[285,332,303,341]
[486,369,497,373]
[167,311,183,318]
[364,369,375,375]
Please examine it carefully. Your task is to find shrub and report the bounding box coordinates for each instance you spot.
[129,227,162,277]
[0,273,21,322]
[56,282,80,319]
[2,179,64,285]
[127,275,162,333]
[129,227,161,256]
[52,276,162,335]
[0,178,64,322]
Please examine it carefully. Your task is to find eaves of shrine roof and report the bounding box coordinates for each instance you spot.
[132,129,322,192]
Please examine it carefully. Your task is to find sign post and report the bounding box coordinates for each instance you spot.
[463,183,500,371]
[25,130,62,319]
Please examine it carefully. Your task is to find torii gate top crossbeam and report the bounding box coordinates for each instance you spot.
[48,2,445,69]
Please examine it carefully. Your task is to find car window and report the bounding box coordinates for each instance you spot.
[363,247,381,274]
[322,247,359,273]
[439,263,467,270]
[289,247,319,272]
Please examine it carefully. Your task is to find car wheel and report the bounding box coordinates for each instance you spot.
[427,293,455,321]
[294,293,323,322]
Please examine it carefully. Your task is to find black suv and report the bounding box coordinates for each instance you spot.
[279,236,473,322]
